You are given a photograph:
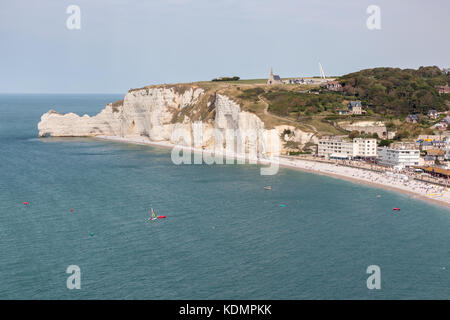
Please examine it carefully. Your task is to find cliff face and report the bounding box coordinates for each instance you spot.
[38,86,313,158]
[38,87,203,139]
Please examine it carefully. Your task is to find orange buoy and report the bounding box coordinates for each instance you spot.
[70,208,74,213]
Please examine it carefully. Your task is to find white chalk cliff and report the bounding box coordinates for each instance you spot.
[38,86,313,158]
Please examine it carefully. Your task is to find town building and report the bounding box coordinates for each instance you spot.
[424,149,445,164]
[338,101,366,115]
[285,79,301,84]
[428,109,439,119]
[418,166,450,178]
[318,136,354,159]
[377,146,420,168]
[267,68,282,85]
[348,101,365,115]
[435,122,448,131]
[339,122,396,139]
[418,140,433,151]
[391,142,418,149]
[442,116,450,124]
[405,114,419,123]
[318,137,377,159]
[417,136,448,150]
[354,138,378,157]
[417,135,447,141]
[422,156,436,166]
[435,85,450,94]
[326,81,343,92]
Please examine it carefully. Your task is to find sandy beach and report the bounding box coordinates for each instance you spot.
[278,157,450,209]
[96,135,450,209]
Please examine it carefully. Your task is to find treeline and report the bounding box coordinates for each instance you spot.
[338,66,450,115]
[212,76,240,82]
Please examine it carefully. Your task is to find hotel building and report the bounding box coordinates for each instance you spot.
[318,137,377,159]
[377,146,420,167]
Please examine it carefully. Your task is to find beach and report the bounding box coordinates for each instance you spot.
[96,135,450,209]
[278,157,450,209]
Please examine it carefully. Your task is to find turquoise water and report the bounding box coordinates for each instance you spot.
[1,94,450,299]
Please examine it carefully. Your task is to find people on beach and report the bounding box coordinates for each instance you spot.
[282,158,449,204]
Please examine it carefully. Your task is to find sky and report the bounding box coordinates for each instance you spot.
[0,0,449,93]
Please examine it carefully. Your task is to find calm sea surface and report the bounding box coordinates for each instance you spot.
[1,94,450,299]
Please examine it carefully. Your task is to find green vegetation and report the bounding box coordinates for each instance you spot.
[212,76,240,82]
[288,151,311,156]
[263,90,350,117]
[338,66,450,115]
[392,123,434,140]
[347,130,380,139]
[237,87,265,101]
[282,128,292,136]
[301,117,346,135]
[348,130,360,139]
[379,139,393,147]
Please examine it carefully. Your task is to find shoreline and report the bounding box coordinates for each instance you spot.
[95,135,450,210]
[279,161,450,209]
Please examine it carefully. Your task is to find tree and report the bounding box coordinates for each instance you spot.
[379,139,393,147]
[385,122,395,139]
[349,130,360,139]
[385,122,395,129]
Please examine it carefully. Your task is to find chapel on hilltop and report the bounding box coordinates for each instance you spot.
[267,68,282,85]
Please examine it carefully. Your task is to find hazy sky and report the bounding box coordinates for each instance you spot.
[1,0,449,93]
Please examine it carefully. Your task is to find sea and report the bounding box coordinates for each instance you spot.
[1,93,450,299]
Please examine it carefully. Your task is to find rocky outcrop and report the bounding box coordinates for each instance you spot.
[38,87,203,139]
[38,86,310,158]
[37,105,123,137]
[273,125,317,154]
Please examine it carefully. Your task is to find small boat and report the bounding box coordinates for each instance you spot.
[23,202,29,205]
[149,208,158,221]
[393,208,401,211]
[264,186,272,190]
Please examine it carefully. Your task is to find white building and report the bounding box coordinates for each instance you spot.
[377,147,420,168]
[318,137,377,159]
[354,138,377,157]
